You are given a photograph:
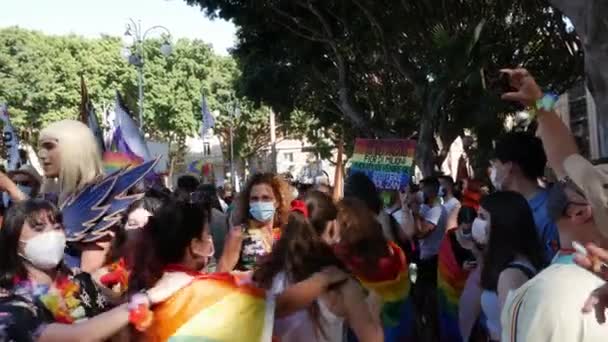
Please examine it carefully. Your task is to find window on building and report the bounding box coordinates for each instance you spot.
[569,83,590,158]
[284,152,294,163]
[204,142,211,156]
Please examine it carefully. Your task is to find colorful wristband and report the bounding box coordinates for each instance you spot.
[128,292,153,332]
[530,92,559,119]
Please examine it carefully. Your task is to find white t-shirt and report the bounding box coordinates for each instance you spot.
[418,204,447,259]
[271,272,345,342]
[442,197,461,216]
[385,206,405,226]
[501,260,606,342]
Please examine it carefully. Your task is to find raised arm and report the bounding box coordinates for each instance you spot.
[500,68,578,178]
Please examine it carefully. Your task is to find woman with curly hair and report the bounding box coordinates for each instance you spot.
[218,173,292,272]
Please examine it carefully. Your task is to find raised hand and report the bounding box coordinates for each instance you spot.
[499,68,543,107]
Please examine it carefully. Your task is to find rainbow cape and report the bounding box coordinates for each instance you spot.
[338,241,414,340]
[145,268,274,342]
[437,229,472,342]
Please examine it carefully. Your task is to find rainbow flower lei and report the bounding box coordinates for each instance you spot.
[13,276,85,324]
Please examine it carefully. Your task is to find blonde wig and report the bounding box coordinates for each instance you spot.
[40,120,104,204]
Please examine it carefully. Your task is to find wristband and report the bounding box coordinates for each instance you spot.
[128,292,153,331]
[529,92,559,119]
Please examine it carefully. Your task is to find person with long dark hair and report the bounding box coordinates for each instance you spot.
[254,191,382,342]
[93,191,168,296]
[474,191,546,341]
[436,205,477,342]
[0,199,181,342]
[129,194,348,341]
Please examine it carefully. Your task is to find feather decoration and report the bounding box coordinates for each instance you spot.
[61,158,159,242]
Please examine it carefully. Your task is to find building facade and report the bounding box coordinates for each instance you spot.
[555,81,601,160]
[249,138,337,185]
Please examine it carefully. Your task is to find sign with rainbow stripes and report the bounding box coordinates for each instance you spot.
[349,139,416,190]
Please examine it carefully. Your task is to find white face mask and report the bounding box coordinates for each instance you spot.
[20,231,66,270]
[490,167,501,190]
[194,236,215,259]
[471,218,489,245]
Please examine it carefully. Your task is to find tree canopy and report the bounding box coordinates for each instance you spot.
[186,0,584,175]
[0,26,270,161]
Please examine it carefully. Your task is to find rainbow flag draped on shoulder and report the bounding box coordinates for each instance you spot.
[145,267,274,342]
[437,229,474,342]
[338,241,414,341]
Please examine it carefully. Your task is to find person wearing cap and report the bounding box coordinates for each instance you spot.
[7,165,42,199]
[499,68,608,341]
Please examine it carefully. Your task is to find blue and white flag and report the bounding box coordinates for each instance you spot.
[201,95,215,136]
[110,92,152,161]
[1,104,21,207]
[0,104,20,171]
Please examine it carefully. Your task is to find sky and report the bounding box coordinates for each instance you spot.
[0,0,237,55]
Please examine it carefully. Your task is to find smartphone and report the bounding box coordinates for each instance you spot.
[487,71,525,111]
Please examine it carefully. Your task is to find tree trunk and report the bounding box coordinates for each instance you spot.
[416,113,435,178]
[550,0,608,156]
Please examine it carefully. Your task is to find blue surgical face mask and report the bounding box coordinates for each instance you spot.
[18,185,32,197]
[438,186,446,198]
[249,201,276,223]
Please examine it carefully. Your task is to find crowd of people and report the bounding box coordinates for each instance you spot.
[0,68,605,342]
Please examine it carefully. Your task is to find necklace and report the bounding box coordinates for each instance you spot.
[14,275,85,324]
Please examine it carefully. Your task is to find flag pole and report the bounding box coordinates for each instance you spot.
[79,75,88,124]
[332,137,344,202]
[200,87,206,183]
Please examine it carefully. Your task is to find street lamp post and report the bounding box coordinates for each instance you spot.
[229,99,240,191]
[123,19,172,131]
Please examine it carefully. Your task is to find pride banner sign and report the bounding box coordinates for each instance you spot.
[349,139,416,190]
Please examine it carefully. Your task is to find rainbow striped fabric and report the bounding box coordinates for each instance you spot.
[188,160,213,176]
[437,229,472,342]
[145,269,274,342]
[339,241,414,340]
[103,151,143,174]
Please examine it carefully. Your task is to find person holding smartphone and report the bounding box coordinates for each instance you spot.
[437,205,477,342]
[499,68,608,342]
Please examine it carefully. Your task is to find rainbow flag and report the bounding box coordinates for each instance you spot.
[349,139,416,191]
[437,229,471,342]
[145,270,274,342]
[338,241,414,340]
[188,160,212,176]
[103,151,143,174]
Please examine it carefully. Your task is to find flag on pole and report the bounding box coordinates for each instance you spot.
[0,104,20,171]
[201,94,215,136]
[79,75,105,153]
[104,92,151,173]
